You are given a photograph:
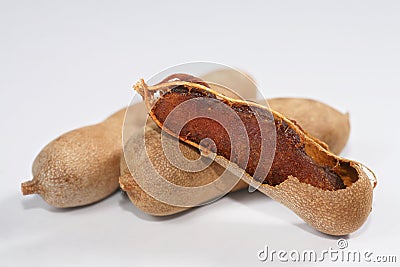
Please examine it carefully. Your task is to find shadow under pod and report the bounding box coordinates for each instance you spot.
[21,190,119,213]
[118,190,200,221]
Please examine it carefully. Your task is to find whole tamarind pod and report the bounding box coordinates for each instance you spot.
[21,108,129,208]
[133,74,376,235]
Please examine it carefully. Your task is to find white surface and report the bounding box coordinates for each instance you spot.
[1,0,400,266]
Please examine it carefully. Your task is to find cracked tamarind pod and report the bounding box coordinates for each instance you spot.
[119,96,351,217]
[131,74,376,236]
[120,74,351,218]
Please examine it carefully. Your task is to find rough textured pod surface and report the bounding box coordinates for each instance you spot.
[120,122,229,216]
[223,160,373,236]
[21,108,127,208]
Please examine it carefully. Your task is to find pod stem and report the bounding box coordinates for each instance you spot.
[21,179,40,195]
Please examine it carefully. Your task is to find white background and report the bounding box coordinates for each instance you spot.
[1,0,400,266]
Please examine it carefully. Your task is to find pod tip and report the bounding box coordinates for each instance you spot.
[21,180,39,195]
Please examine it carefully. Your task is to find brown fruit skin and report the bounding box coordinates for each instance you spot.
[120,122,225,215]
[21,108,126,208]
[119,98,351,217]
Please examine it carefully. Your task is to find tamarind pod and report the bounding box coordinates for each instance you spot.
[133,74,375,235]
